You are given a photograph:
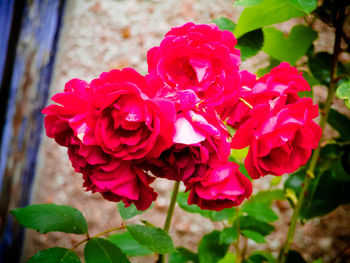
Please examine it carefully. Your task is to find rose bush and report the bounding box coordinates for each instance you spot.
[42,22,321,212]
[14,1,350,262]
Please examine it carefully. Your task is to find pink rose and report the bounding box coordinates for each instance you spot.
[231,97,322,179]
[222,63,310,129]
[146,109,230,182]
[147,22,241,107]
[186,162,252,211]
[82,160,157,211]
[90,68,176,160]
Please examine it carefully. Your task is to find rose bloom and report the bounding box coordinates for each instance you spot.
[42,68,177,210]
[145,108,230,182]
[221,62,310,129]
[231,96,322,179]
[186,162,252,211]
[90,68,176,160]
[147,22,241,108]
[82,160,157,211]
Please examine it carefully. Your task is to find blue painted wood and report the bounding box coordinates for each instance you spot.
[0,0,65,262]
[0,0,15,87]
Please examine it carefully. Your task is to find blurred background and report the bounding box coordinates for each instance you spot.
[0,1,349,262]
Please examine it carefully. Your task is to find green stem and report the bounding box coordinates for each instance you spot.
[279,5,345,263]
[163,180,180,233]
[235,207,241,263]
[71,225,125,250]
[158,180,181,263]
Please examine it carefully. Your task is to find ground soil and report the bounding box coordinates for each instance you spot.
[23,1,350,262]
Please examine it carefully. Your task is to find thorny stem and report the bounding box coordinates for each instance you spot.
[279,5,345,263]
[71,225,125,250]
[158,180,181,263]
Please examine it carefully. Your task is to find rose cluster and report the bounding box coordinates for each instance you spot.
[43,22,321,211]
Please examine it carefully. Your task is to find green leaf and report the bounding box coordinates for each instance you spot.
[248,189,285,206]
[169,247,198,263]
[256,58,280,77]
[241,230,266,243]
[327,108,350,141]
[198,231,229,263]
[230,148,249,164]
[308,52,332,85]
[239,216,275,236]
[312,259,324,263]
[237,29,264,61]
[210,208,236,221]
[248,251,276,263]
[308,52,345,85]
[234,0,262,6]
[336,79,350,109]
[177,192,235,221]
[177,247,199,263]
[28,247,81,263]
[218,252,236,263]
[177,192,213,218]
[126,225,174,254]
[241,202,278,222]
[169,252,188,263]
[234,0,304,38]
[302,71,319,87]
[84,238,130,263]
[285,250,306,263]
[288,0,317,14]
[262,25,317,65]
[220,226,238,244]
[107,231,152,256]
[212,17,236,32]
[270,176,282,186]
[10,204,88,234]
[118,202,144,220]
[284,147,350,220]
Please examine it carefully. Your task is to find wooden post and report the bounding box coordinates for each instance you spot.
[0,1,65,262]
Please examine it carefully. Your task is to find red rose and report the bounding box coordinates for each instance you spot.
[82,159,157,211]
[231,97,322,179]
[90,68,176,160]
[147,22,241,108]
[186,162,252,211]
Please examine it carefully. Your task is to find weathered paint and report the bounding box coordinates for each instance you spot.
[0,0,15,87]
[0,0,65,261]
